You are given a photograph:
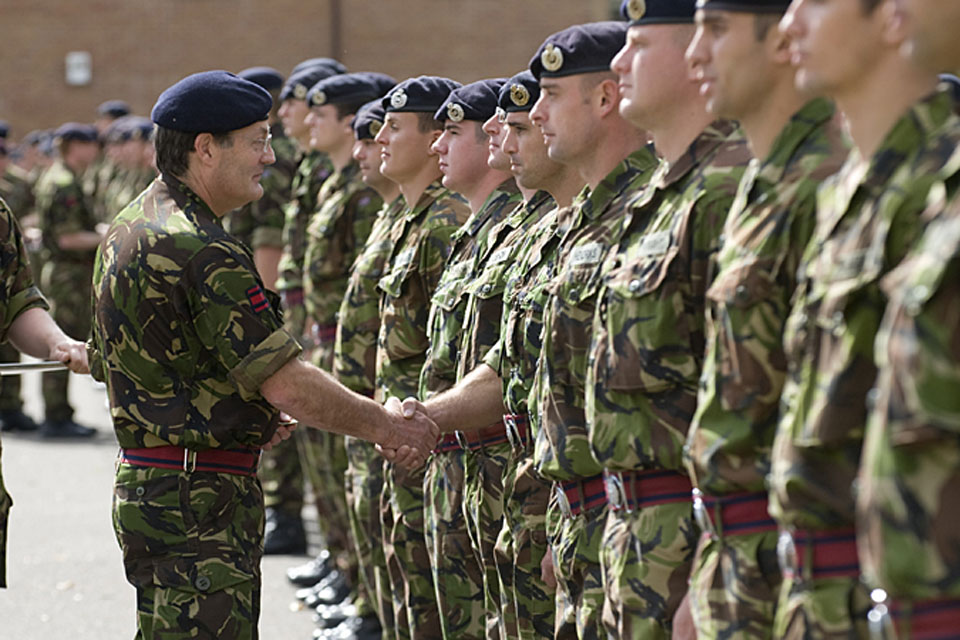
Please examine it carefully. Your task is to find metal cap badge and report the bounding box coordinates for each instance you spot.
[293,84,308,100]
[509,84,530,108]
[390,89,408,109]
[541,44,564,73]
[446,102,465,122]
[626,0,646,20]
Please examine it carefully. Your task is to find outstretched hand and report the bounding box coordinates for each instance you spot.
[377,396,437,470]
[50,339,90,375]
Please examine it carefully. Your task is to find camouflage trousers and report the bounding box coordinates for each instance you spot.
[773,574,871,639]
[464,442,511,640]
[258,439,303,517]
[345,436,393,631]
[495,453,555,639]
[113,463,264,639]
[297,428,353,563]
[41,260,92,421]
[382,462,442,640]
[689,530,782,639]
[424,448,485,640]
[546,491,606,640]
[0,437,10,588]
[0,341,22,412]
[600,502,698,639]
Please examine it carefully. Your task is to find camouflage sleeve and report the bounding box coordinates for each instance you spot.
[482,338,503,378]
[181,242,301,401]
[45,180,90,239]
[0,197,48,341]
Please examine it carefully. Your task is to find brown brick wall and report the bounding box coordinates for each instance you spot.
[0,0,616,141]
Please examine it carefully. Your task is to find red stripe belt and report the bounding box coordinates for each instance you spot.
[120,446,261,477]
[888,596,960,639]
[779,526,860,580]
[313,323,337,345]
[474,421,509,450]
[280,287,304,308]
[433,433,462,454]
[556,474,607,518]
[503,413,530,450]
[693,489,778,537]
[605,469,693,513]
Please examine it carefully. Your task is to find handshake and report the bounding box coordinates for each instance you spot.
[377,396,438,470]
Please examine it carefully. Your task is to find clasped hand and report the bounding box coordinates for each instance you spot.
[377,396,437,470]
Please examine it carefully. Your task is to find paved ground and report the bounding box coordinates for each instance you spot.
[0,365,320,639]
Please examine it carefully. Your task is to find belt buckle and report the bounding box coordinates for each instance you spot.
[777,530,799,580]
[604,472,626,512]
[867,588,897,640]
[692,488,715,538]
[555,483,573,519]
[183,448,197,473]
[504,415,519,450]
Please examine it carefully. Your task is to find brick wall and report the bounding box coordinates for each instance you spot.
[0,0,616,141]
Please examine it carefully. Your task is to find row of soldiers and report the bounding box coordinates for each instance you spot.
[212,0,960,638]
[220,0,960,639]
[0,103,156,437]
[7,0,960,637]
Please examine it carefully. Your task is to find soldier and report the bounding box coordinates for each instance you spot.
[581,2,752,637]
[419,77,518,640]
[89,100,132,223]
[372,75,470,640]
[393,69,585,639]
[229,66,296,291]
[264,62,342,557]
[301,71,395,639]
[327,99,403,638]
[510,20,657,640]
[34,123,103,438]
[679,1,851,637]
[100,116,156,222]
[88,70,437,639]
[0,195,89,588]
[768,0,960,636]
[852,0,960,636]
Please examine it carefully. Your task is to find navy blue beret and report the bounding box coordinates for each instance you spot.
[352,99,387,140]
[498,71,541,114]
[530,22,628,80]
[694,0,790,12]
[382,76,462,114]
[151,70,271,133]
[105,116,154,143]
[290,57,347,77]
[280,65,343,102]
[308,72,397,108]
[620,0,696,25]
[940,74,960,104]
[54,122,98,143]
[435,78,506,123]
[97,100,131,118]
[22,130,44,146]
[0,121,8,139]
[238,66,285,91]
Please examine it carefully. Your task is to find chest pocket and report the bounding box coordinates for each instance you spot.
[378,243,429,360]
[307,201,349,280]
[431,258,472,313]
[594,233,695,396]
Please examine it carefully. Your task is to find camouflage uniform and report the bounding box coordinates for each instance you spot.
[224,124,296,256]
[335,196,406,634]
[303,161,383,604]
[585,122,750,639]
[90,175,301,636]
[769,88,960,639]
[683,100,849,640]
[419,180,519,640]
[0,196,49,587]
[528,147,657,640]
[0,167,37,416]
[483,202,574,640]
[376,180,469,640]
[859,150,960,638]
[261,148,332,531]
[102,166,156,225]
[35,159,98,422]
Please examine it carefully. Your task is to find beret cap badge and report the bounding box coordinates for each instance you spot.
[627,0,647,20]
[496,107,507,123]
[390,89,408,109]
[368,120,383,137]
[509,84,530,108]
[541,44,564,73]
[311,90,327,106]
[446,103,465,122]
[293,84,308,100]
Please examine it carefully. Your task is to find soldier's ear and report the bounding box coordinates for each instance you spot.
[193,133,218,165]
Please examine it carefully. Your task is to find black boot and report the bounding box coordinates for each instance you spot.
[263,507,306,555]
